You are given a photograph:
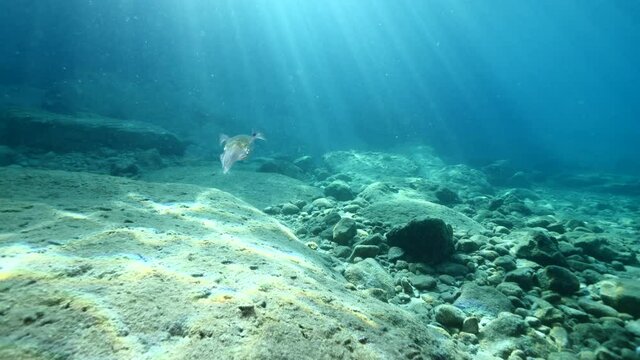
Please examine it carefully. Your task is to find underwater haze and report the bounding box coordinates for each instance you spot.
[1,2,640,360]
[1,0,639,173]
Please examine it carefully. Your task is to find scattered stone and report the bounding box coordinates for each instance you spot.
[434,304,466,328]
[311,197,334,209]
[453,283,513,317]
[386,217,454,265]
[343,258,395,300]
[292,155,314,172]
[280,202,300,215]
[332,218,357,245]
[410,275,437,291]
[536,265,580,295]
[515,230,568,267]
[481,312,526,340]
[436,262,469,277]
[434,187,460,205]
[494,255,517,271]
[456,238,482,253]
[597,278,640,317]
[324,180,354,201]
[461,317,479,334]
[257,159,306,180]
[387,246,405,262]
[347,245,379,261]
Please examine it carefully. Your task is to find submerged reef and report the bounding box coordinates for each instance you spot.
[0,118,639,359]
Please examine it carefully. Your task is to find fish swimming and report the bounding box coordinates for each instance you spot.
[219,131,265,174]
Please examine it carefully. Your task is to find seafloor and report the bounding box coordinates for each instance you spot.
[0,109,639,360]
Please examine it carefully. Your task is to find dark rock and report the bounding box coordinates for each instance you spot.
[453,283,513,317]
[434,304,465,328]
[356,233,385,247]
[515,230,568,267]
[385,217,454,265]
[332,246,352,259]
[462,317,479,334]
[504,267,535,290]
[598,278,640,317]
[436,262,469,277]
[348,245,379,261]
[0,108,186,155]
[324,180,354,201]
[536,265,580,295]
[410,275,437,291]
[332,218,357,245]
[434,187,460,205]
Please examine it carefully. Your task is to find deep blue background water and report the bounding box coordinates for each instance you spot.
[1,0,639,174]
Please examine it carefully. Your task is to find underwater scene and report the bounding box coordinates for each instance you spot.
[1,1,639,359]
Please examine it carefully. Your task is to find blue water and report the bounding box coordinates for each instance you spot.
[1,0,639,173]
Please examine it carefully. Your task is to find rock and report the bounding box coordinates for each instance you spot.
[625,319,640,337]
[344,258,395,299]
[515,230,568,267]
[557,305,589,322]
[481,312,526,340]
[292,155,314,172]
[434,187,460,205]
[453,283,513,317]
[456,238,482,253]
[410,275,437,291]
[332,218,357,245]
[494,255,517,271]
[348,245,379,261]
[257,159,306,180]
[549,326,570,349]
[385,217,454,264]
[357,182,397,203]
[311,197,334,210]
[0,108,186,155]
[597,278,640,317]
[361,198,485,234]
[572,234,637,265]
[333,246,352,259]
[324,180,354,201]
[504,267,535,290]
[387,246,405,261]
[536,266,581,295]
[462,317,479,334]
[434,304,466,328]
[323,150,419,178]
[577,299,619,318]
[356,233,384,247]
[436,262,469,277]
[280,203,300,215]
[496,282,525,299]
